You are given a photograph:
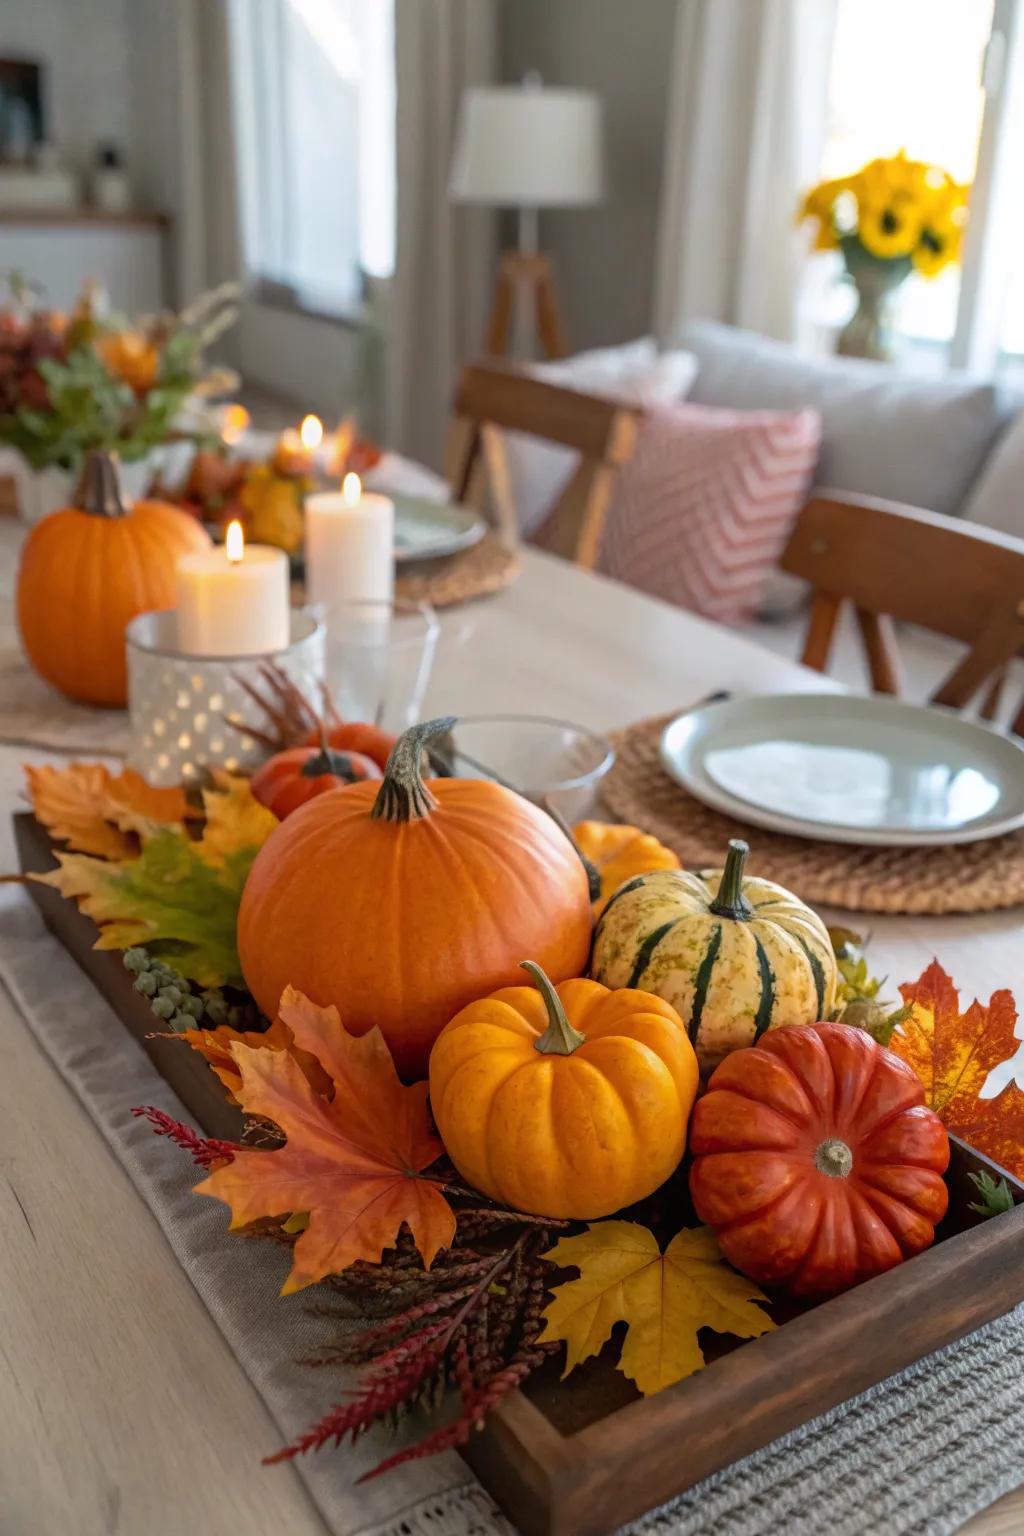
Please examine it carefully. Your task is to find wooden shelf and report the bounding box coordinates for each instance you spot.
[0,208,169,229]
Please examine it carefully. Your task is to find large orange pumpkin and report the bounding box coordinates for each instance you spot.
[689,1021,950,1299]
[17,450,211,707]
[238,717,593,1078]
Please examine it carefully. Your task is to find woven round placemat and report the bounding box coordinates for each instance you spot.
[602,712,1024,915]
[395,531,521,609]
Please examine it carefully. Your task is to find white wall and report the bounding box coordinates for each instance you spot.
[4,0,134,180]
[499,0,678,351]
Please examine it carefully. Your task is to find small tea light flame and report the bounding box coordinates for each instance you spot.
[225,519,245,563]
[300,414,324,450]
[342,472,362,506]
[221,403,250,445]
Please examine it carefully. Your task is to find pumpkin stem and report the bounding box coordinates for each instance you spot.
[541,797,603,905]
[76,450,127,517]
[814,1138,854,1179]
[300,746,353,780]
[371,717,456,823]
[522,961,586,1056]
[709,839,753,920]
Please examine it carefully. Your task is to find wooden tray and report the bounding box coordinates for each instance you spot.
[16,809,1024,1536]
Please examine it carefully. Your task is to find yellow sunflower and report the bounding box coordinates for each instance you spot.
[913,213,965,278]
[857,198,922,260]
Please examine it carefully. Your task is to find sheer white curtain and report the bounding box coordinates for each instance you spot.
[387,0,497,468]
[654,0,838,345]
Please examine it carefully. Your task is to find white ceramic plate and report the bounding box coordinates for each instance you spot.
[660,693,1024,847]
[390,494,486,564]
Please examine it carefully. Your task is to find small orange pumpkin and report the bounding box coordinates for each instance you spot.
[250,742,382,820]
[17,451,211,707]
[572,819,681,919]
[303,719,397,772]
[238,718,593,1078]
[429,961,700,1218]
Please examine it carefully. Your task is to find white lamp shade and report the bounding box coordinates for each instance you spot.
[449,84,605,208]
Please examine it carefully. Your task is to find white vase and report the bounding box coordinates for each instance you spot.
[0,443,195,524]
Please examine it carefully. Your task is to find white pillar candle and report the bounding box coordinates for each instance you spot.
[305,473,395,616]
[176,520,290,656]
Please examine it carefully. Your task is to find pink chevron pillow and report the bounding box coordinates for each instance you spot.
[599,402,821,623]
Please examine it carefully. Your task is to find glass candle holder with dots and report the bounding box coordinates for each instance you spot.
[125,610,324,787]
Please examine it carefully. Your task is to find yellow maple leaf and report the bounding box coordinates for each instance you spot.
[195,772,277,867]
[24,761,191,859]
[539,1221,775,1397]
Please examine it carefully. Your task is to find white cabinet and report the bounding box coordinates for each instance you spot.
[0,213,167,311]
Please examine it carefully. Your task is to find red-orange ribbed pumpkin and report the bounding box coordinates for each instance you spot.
[238,717,594,1078]
[16,450,211,707]
[689,1021,950,1299]
[250,743,382,820]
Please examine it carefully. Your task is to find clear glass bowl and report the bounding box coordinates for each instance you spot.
[430,714,615,821]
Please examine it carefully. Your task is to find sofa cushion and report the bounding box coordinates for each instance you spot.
[504,338,698,536]
[677,320,1013,518]
[961,410,1024,539]
[599,401,821,624]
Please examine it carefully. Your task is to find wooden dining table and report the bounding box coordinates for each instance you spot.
[0,517,1021,1536]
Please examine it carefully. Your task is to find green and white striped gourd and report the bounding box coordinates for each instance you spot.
[590,839,837,1074]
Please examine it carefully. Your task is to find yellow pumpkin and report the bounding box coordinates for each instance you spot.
[428,961,699,1218]
[591,839,838,1075]
[573,819,681,919]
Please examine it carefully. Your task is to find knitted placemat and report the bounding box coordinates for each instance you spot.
[395,531,521,609]
[603,713,1024,915]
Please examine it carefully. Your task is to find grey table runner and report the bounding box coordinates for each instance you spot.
[3,883,1023,1536]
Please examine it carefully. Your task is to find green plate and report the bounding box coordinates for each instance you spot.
[391,494,486,564]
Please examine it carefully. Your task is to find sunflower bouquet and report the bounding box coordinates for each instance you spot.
[798,152,970,359]
[799,151,970,277]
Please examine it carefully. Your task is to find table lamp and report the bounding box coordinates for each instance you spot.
[449,75,605,359]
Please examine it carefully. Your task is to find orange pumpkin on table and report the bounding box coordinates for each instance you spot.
[250,742,382,820]
[16,450,211,707]
[689,1021,950,1299]
[302,719,396,772]
[238,717,593,1079]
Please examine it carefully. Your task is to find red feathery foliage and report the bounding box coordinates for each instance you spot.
[264,1321,451,1463]
[360,1350,546,1481]
[132,1105,240,1169]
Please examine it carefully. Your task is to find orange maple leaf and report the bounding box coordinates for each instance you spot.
[195,986,456,1292]
[891,960,1024,1178]
[175,1016,332,1102]
[24,761,191,859]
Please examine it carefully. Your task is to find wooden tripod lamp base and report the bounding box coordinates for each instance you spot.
[485,250,567,361]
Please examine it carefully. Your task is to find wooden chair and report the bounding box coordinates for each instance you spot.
[444,361,639,569]
[779,491,1024,733]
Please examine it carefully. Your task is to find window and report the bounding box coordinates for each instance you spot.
[803,0,1024,379]
[230,0,395,319]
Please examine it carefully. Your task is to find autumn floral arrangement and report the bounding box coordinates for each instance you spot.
[159,416,383,554]
[0,272,239,472]
[16,709,1023,1480]
[798,152,971,359]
